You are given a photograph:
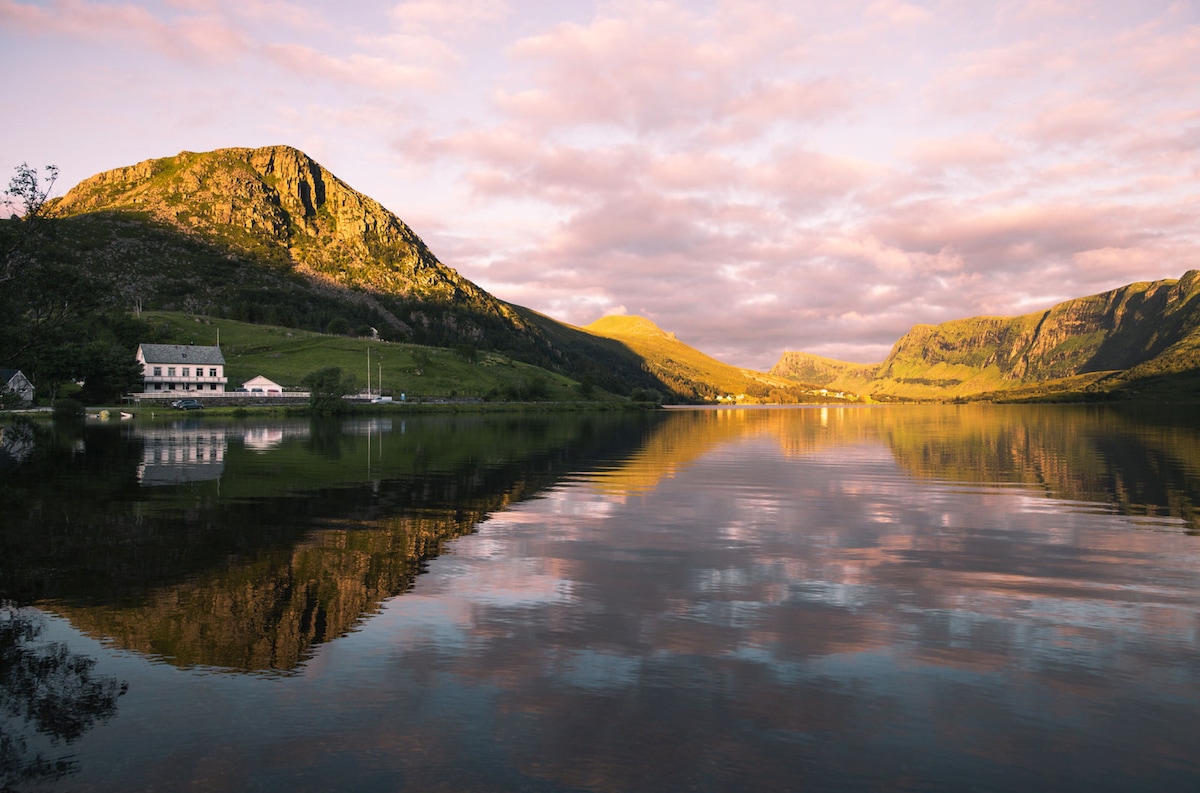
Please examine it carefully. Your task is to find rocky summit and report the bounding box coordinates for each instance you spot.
[53,145,520,328]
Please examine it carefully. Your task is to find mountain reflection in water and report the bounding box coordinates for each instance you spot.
[0,405,1198,792]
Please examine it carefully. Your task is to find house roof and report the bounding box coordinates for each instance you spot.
[242,375,282,388]
[138,344,226,366]
[0,369,23,383]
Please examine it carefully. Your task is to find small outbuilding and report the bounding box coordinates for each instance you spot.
[0,369,34,404]
[241,375,283,395]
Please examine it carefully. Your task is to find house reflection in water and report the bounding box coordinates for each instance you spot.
[135,422,314,484]
[242,423,310,453]
[136,424,227,485]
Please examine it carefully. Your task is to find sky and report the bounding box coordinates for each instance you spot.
[3,0,1199,369]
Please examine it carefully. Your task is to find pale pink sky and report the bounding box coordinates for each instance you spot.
[3,0,1199,368]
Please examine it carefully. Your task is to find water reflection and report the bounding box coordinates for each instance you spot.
[0,413,665,673]
[135,423,228,485]
[1,406,1199,791]
[379,406,1200,791]
[0,605,126,789]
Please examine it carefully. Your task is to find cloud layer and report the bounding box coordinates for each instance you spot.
[3,0,1199,367]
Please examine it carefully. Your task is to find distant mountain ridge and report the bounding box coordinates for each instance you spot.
[586,314,826,402]
[771,271,1200,399]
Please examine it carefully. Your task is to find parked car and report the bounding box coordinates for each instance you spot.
[371,396,393,404]
[174,399,203,410]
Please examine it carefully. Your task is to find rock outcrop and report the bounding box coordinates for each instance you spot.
[55,145,519,316]
[771,271,1200,399]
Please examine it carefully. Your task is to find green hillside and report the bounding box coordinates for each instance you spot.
[771,271,1200,401]
[143,311,600,403]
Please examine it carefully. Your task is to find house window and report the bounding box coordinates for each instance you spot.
[168,367,176,377]
[209,368,217,378]
[153,366,162,376]
[169,383,176,390]
[183,367,190,377]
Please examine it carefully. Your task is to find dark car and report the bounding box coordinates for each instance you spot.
[174,399,203,410]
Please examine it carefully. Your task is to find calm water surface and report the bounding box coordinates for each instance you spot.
[2,405,1200,792]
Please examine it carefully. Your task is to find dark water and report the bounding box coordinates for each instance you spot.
[2,404,1200,792]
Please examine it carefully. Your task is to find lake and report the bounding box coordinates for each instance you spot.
[2,404,1199,792]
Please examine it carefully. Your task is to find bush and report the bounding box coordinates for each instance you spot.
[628,387,662,404]
[302,366,356,415]
[502,376,550,401]
[52,398,85,420]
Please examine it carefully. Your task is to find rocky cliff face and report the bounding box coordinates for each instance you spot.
[772,271,1200,399]
[769,351,878,389]
[53,145,530,337]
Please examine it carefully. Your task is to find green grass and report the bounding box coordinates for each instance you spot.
[143,311,614,403]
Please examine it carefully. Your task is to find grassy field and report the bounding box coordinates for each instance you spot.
[142,312,612,403]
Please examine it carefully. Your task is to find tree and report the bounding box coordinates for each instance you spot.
[1,163,108,374]
[1,163,58,286]
[302,366,357,414]
[2,164,145,403]
[452,343,478,363]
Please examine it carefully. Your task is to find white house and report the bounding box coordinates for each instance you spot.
[136,344,228,394]
[241,375,283,395]
[0,369,34,404]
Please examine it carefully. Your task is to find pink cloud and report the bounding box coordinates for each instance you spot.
[900,135,1014,172]
[720,76,863,130]
[262,43,446,90]
[389,0,511,34]
[750,147,878,211]
[0,0,252,62]
[496,1,861,137]
[1018,97,1124,146]
[864,0,935,28]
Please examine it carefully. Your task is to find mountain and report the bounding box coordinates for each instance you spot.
[771,271,1200,400]
[768,351,877,391]
[585,315,849,402]
[29,145,1200,404]
[44,145,663,396]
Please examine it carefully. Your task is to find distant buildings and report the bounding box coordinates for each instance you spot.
[136,344,229,394]
[0,369,34,404]
[241,375,283,395]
